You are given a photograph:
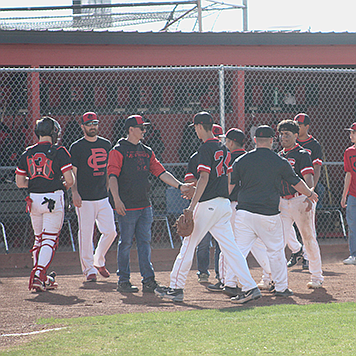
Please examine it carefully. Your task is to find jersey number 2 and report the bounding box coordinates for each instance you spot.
[214,150,231,177]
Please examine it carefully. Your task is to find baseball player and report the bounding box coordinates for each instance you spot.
[155,112,261,304]
[230,125,318,297]
[340,123,356,265]
[70,112,117,282]
[287,113,324,269]
[278,119,324,288]
[209,128,273,296]
[189,123,223,284]
[108,115,190,293]
[15,117,74,292]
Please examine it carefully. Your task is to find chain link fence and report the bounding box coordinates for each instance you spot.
[1,65,354,253]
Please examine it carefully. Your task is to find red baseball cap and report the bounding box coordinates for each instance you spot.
[82,112,99,124]
[345,123,356,131]
[212,124,223,137]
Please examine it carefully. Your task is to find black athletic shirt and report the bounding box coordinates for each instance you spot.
[297,135,323,167]
[184,152,198,182]
[16,141,72,193]
[231,147,300,215]
[196,138,231,203]
[279,144,314,197]
[70,136,112,201]
[229,149,246,202]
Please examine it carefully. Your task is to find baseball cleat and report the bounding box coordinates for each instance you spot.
[274,288,294,297]
[32,277,46,292]
[46,271,58,290]
[117,281,139,293]
[307,281,323,289]
[207,281,224,292]
[222,286,241,297]
[287,247,303,267]
[86,273,97,282]
[230,287,261,304]
[95,266,110,278]
[154,286,184,302]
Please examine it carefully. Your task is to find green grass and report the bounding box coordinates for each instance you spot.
[2,303,356,355]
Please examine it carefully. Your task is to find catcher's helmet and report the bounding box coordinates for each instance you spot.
[35,116,61,144]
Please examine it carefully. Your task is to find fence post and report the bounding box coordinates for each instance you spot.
[27,66,40,145]
[219,64,225,132]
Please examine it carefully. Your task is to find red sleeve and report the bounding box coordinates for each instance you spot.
[149,151,166,177]
[108,149,124,177]
[344,149,351,172]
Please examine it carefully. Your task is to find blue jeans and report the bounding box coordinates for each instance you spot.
[116,207,154,283]
[196,232,221,278]
[346,195,356,257]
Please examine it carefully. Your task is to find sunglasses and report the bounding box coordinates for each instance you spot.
[133,125,146,131]
[84,120,99,126]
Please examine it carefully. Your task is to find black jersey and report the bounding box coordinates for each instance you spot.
[184,152,199,182]
[16,141,72,193]
[297,135,323,166]
[279,144,314,197]
[70,136,112,201]
[229,149,246,202]
[231,147,300,215]
[196,138,231,203]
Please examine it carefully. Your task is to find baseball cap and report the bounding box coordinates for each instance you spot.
[82,112,99,125]
[294,113,310,125]
[212,124,223,137]
[124,115,150,130]
[345,123,356,131]
[221,128,245,146]
[255,125,275,138]
[189,111,214,126]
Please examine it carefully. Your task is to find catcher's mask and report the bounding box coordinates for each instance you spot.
[35,116,61,144]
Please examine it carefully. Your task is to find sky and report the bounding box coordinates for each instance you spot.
[1,0,356,33]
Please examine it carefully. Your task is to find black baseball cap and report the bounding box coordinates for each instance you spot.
[221,128,245,146]
[82,112,99,125]
[189,112,214,126]
[255,125,275,138]
[212,124,223,137]
[124,115,150,130]
[294,113,310,125]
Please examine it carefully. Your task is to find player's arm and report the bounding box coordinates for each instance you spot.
[186,171,209,213]
[292,180,318,203]
[313,164,321,187]
[63,169,74,189]
[341,172,351,208]
[15,174,28,189]
[159,171,193,195]
[303,173,314,189]
[108,175,126,216]
[70,166,82,207]
[228,172,235,195]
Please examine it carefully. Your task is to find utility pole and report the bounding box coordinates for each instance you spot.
[197,0,202,32]
[243,0,248,31]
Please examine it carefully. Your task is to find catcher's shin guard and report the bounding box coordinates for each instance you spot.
[30,234,42,267]
[29,232,59,291]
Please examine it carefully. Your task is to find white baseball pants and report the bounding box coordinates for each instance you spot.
[170,197,257,292]
[220,202,272,288]
[233,210,288,293]
[76,197,117,277]
[280,195,323,283]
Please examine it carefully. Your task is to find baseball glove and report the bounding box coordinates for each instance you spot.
[175,209,194,237]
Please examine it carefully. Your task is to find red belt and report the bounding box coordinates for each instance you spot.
[282,192,301,200]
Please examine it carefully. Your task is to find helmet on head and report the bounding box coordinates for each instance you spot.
[35,116,61,144]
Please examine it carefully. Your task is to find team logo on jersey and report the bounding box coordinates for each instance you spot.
[27,153,54,180]
[287,158,296,167]
[87,148,107,174]
[349,154,356,173]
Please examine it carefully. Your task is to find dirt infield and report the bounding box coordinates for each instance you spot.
[0,242,355,349]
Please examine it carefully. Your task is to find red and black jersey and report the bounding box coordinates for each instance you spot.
[196,138,231,203]
[108,138,165,210]
[343,145,356,198]
[229,149,246,202]
[16,141,72,193]
[297,135,323,167]
[70,136,112,201]
[278,144,314,197]
[184,152,199,182]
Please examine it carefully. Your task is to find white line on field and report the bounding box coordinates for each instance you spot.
[1,327,67,337]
